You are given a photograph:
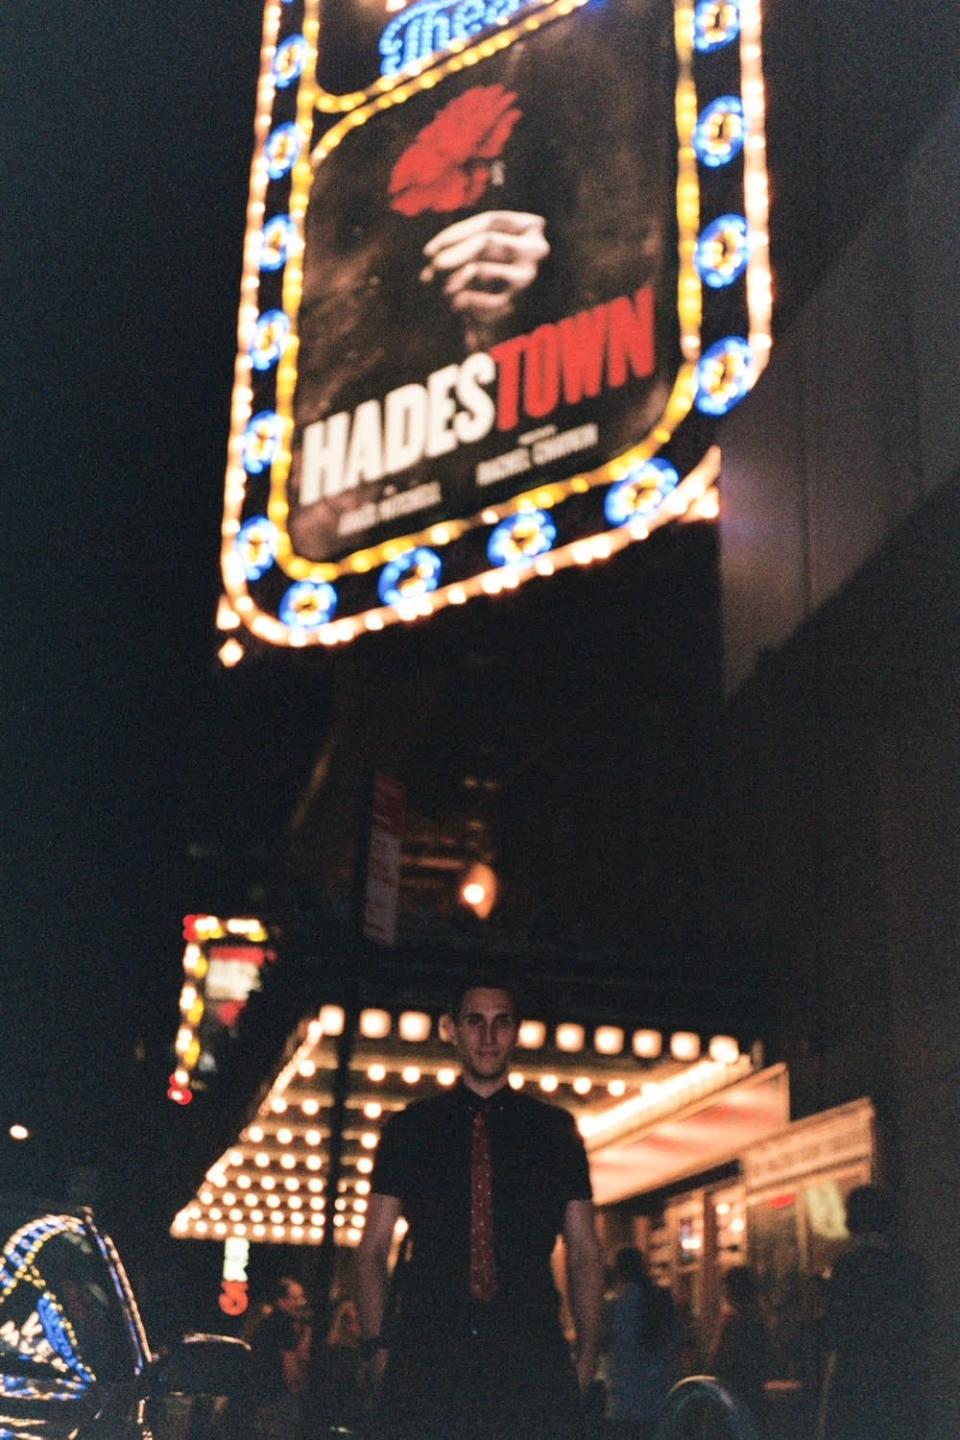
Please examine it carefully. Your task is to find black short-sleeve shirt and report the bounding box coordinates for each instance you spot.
[372,1082,592,1322]
[249,1310,298,1400]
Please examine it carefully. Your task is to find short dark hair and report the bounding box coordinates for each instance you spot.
[845,1185,896,1236]
[615,1247,648,1286]
[448,974,522,1023]
[273,1275,303,1303]
[723,1265,759,1312]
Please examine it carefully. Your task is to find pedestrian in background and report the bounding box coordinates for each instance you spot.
[305,1297,363,1437]
[706,1266,772,1436]
[248,1276,313,1439]
[605,1247,680,1439]
[818,1185,926,1440]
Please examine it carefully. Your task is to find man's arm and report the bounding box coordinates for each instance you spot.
[356,1192,403,1343]
[281,1320,312,1396]
[563,1197,605,1393]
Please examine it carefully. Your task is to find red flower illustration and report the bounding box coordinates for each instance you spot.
[389,84,522,217]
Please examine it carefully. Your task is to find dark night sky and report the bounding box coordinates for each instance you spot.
[5,4,312,1199]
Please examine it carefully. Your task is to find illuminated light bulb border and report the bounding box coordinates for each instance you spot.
[217,0,772,641]
[225,448,722,646]
[578,1053,754,1147]
[674,6,702,367]
[693,0,740,52]
[314,0,595,115]
[171,916,273,1094]
[738,0,772,370]
[695,214,750,290]
[218,0,289,612]
[0,1215,87,1304]
[692,95,745,169]
[0,1216,98,1387]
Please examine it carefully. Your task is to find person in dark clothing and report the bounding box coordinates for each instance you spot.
[605,1247,681,1439]
[819,1186,927,1440]
[706,1267,772,1436]
[356,975,605,1440]
[303,1298,363,1438]
[248,1277,313,1439]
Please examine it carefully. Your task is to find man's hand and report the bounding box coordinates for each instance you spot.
[563,1198,605,1395]
[356,1192,402,1415]
[420,210,549,349]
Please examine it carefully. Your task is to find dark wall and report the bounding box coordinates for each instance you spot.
[719,477,960,1431]
[711,15,959,1419]
[721,93,960,692]
[763,0,959,325]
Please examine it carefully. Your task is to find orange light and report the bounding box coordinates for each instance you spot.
[595,1026,624,1055]
[632,1029,663,1059]
[671,1032,701,1061]
[458,862,498,919]
[218,638,244,669]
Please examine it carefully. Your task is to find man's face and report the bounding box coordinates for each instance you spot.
[277,1281,308,1316]
[450,987,518,1089]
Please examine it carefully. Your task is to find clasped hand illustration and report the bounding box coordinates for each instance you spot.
[420,209,550,352]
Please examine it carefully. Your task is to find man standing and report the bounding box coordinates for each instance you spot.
[357,976,605,1440]
[248,1276,313,1438]
[819,1186,927,1440]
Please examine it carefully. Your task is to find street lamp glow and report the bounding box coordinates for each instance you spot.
[8,1125,29,1142]
[458,862,498,919]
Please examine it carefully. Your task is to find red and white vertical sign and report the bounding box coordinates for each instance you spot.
[363,774,406,946]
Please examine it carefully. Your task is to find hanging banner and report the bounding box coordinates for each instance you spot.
[219,0,770,644]
[363,774,407,946]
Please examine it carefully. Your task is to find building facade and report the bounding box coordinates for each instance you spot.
[717,86,960,1436]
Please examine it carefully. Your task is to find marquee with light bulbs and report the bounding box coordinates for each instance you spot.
[171,993,766,1247]
[217,0,771,653]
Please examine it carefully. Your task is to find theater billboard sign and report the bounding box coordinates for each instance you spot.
[219,0,771,647]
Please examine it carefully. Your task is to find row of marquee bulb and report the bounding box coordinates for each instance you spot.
[175,987,745,1088]
[218,0,768,652]
[303,1001,742,1065]
[174,1004,748,1243]
[174,1175,374,1247]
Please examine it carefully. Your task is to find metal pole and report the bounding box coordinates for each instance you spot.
[313,773,376,1335]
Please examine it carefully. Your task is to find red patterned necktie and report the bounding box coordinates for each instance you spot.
[469,1108,497,1302]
